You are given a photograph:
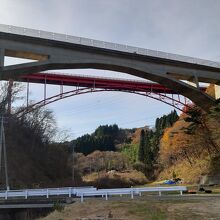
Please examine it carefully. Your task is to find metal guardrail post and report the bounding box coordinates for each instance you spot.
[105,193,108,201]
[5,190,7,199]
[69,187,71,197]
[159,191,162,196]
[46,189,49,198]
[25,190,28,199]
[131,190,134,199]
[80,194,84,203]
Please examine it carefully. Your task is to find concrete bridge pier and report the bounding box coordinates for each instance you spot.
[0,48,4,67]
[187,74,200,89]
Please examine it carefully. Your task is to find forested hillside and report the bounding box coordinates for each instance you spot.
[158,105,220,183]
[73,124,131,154]
[0,112,73,189]
[121,111,179,179]
[0,82,73,189]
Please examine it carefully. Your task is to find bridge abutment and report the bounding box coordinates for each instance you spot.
[0,207,53,220]
[215,85,220,99]
[0,210,28,220]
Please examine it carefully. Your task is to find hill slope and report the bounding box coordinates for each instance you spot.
[158,107,220,184]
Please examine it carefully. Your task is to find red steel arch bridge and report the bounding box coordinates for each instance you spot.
[9,72,206,116]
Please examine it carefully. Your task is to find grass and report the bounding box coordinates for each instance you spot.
[127,203,167,220]
[103,200,168,219]
[38,195,220,220]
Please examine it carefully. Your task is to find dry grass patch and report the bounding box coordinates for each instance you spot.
[83,170,147,188]
[39,196,220,220]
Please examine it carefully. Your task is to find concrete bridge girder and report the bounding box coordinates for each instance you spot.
[0,36,220,83]
[0,33,218,111]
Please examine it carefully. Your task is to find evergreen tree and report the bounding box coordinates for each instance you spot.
[138,129,146,162]
[75,124,118,155]
[144,131,154,167]
[147,110,179,168]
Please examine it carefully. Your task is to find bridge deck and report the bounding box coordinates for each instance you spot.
[19,72,206,94]
[0,23,220,69]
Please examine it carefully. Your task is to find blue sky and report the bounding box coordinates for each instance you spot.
[1,0,220,139]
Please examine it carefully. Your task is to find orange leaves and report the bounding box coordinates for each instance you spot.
[159,118,193,165]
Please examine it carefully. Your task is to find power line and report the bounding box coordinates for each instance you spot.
[72,114,163,137]
[58,95,142,116]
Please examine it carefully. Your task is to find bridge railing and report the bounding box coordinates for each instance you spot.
[1,23,220,68]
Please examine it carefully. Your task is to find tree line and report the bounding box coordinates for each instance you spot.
[74,124,120,155]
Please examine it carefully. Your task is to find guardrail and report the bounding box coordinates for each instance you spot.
[0,186,96,200]
[76,186,187,202]
[0,186,187,202]
[0,23,219,68]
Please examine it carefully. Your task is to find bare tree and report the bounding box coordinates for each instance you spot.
[0,81,23,115]
[19,107,57,143]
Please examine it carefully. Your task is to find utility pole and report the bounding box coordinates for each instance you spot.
[0,116,9,190]
[72,143,75,185]
[7,80,13,115]
[71,142,76,186]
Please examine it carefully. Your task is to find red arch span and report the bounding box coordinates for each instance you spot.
[14,72,206,116]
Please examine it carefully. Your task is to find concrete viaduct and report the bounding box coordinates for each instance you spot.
[0,24,220,111]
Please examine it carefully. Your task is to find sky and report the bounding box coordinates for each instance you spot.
[0,0,220,139]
